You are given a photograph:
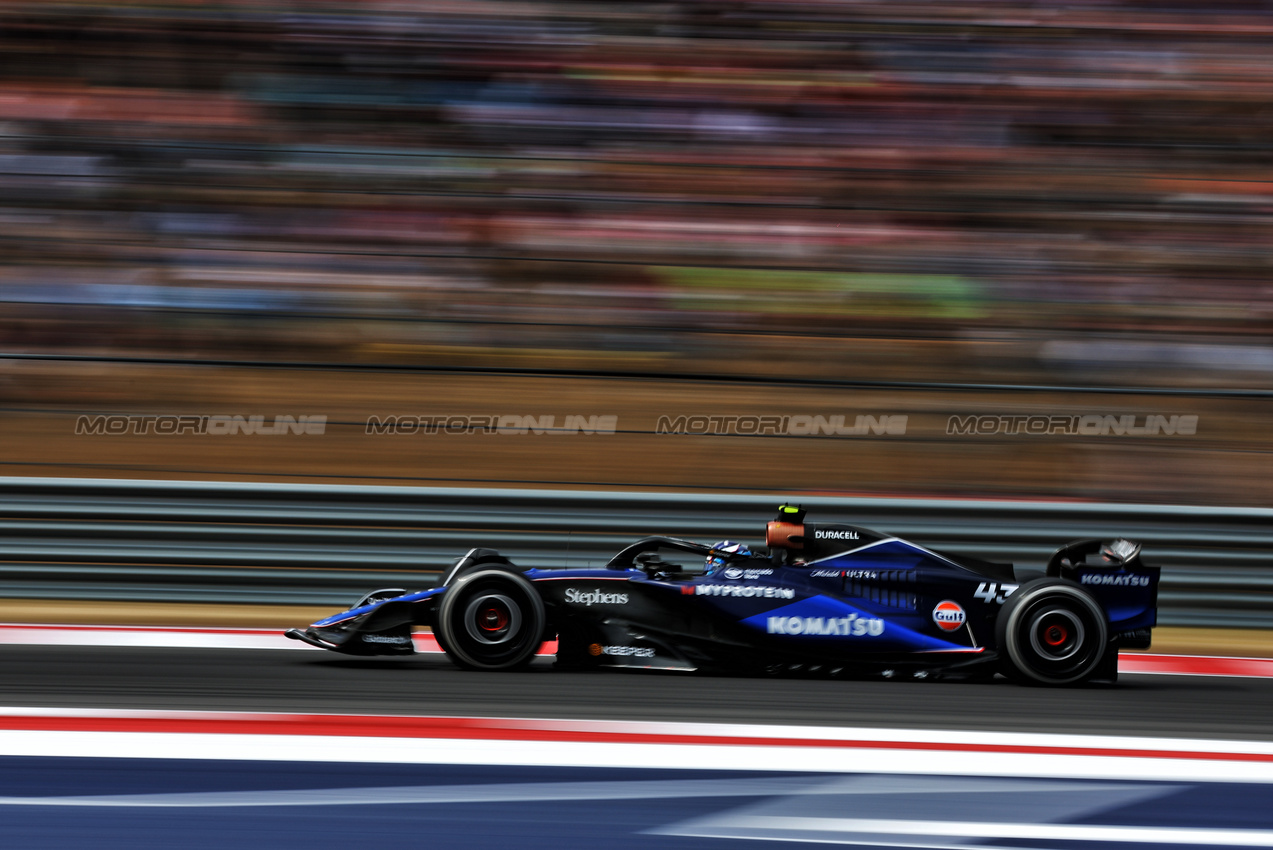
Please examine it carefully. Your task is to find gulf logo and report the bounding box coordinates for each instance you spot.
[932,600,966,632]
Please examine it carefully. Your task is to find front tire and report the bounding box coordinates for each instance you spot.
[996,578,1108,685]
[435,569,545,671]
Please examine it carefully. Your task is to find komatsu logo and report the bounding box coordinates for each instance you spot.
[565,588,629,606]
[687,585,796,599]
[815,530,859,540]
[1081,574,1151,587]
[766,615,884,637]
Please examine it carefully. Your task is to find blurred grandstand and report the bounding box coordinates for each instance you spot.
[0,2,1270,506]
[0,0,1268,386]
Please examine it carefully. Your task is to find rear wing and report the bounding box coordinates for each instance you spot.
[1048,538,1160,646]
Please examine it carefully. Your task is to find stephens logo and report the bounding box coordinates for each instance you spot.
[932,600,966,631]
[565,588,629,606]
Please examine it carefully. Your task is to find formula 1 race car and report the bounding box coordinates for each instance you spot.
[286,505,1160,685]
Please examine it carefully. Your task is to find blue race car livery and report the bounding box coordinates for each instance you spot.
[287,505,1159,685]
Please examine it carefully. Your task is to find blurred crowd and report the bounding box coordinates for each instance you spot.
[1,0,1271,385]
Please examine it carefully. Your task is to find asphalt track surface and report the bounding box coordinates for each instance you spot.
[0,644,1264,742]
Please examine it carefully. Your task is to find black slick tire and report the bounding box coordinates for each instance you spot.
[996,578,1108,686]
[435,569,545,671]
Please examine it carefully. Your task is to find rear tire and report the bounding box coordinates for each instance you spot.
[435,569,545,671]
[996,578,1108,685]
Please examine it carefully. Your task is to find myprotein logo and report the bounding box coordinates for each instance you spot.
[685,584,795,599]
[565,588,629,606]
[932,600,966,631]
[1080,574,1151,587]
[766,615,884,637]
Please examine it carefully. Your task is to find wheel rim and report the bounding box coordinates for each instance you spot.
[1028,608,1084,661]
[1001,584,1107,685]
[464,593,522,645]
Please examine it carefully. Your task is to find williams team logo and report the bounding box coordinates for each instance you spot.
[932,600,966,632]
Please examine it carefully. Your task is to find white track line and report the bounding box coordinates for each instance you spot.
[0,709,1272,782]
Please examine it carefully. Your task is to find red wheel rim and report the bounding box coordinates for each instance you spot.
[1044,624,1068,646]
[479,606,509,632]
